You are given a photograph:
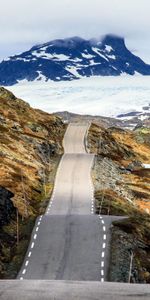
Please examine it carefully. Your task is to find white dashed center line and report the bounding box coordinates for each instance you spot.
[25,261,29,267]
[103,226,106,231]
[22,269,26,275]
[99,214,108,282]
[101,261,104,268]
[102,243,106,249]
[31,242,35,249]
[28,251,32,258]
[102,251,105,258]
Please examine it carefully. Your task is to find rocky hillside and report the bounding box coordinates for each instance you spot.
[1,35,150,85]
[0,87,65,278]
[88,123,150,283]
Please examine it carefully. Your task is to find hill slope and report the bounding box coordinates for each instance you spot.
[88,123,150,283]
[0,87,65,278]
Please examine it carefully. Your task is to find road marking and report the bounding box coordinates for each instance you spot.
[22,269,26,275]
[31,242,35,249]
[34,234,37,240]
[102,243,106,249]
[25,261,29,267]
[20,277,23,280]
[38,222,41,226]
[102,251,105,258]
[36,227,39,232]
[28,251,32,257]
[99,216,107,282]
[101,261,104,268]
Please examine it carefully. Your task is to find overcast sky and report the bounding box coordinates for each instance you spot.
[1,0,150,62]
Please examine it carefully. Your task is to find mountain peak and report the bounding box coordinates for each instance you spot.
[0,34,150,85]
[101,34,125,49]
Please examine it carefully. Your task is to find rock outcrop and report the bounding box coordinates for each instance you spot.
[0,187,15,226]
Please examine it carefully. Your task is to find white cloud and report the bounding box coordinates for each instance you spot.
[0,0,150,62]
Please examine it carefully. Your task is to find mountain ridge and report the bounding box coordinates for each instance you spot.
[1,34,150,85]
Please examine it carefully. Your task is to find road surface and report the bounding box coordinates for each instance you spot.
[17,122,110,281]
[1,280,150,300]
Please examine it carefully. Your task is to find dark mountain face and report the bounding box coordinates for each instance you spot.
[1,34,150,85]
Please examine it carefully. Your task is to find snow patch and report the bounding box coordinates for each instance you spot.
[143,164,150,169]
[54,54,70,61]
[8,76,150,119]
[105,45,113,52]
[71,57,82,62]
[36,71,47,82]
[89,60,101,66]
[92,48,109,61]
[82,53,94,59]
[139,115,148,121]
[32,50,70,61]
[65,66,82,78]
[32,50,53,59]
[107,54,116,60]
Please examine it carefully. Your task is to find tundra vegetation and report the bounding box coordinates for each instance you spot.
[88,123,150,283]
[0,87,66,278]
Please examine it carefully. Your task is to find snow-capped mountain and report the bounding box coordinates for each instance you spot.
[1,34,150,85]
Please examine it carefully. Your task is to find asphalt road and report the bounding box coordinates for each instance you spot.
[18,122,109,280]
[63,122,89,154]
[1,280,150,300]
